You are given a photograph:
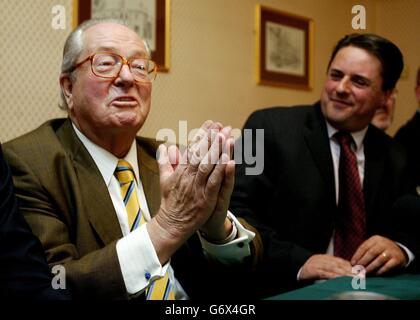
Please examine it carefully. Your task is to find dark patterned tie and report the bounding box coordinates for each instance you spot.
[333,132,367,261]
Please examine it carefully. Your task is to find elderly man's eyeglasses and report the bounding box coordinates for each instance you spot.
[70,53,157,83]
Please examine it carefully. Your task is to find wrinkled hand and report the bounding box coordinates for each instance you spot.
[351,235,407,275]
[147,121,231,263]
[299,254,354,281]
[199,127,235,242]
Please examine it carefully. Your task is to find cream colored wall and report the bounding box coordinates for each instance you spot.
[0,0,72,142]
[142,0,355,139]
[0,0,418,142]
[373,0,420,136]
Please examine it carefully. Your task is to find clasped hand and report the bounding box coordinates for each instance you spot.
[147,121,235,263]
[300,235,408,281]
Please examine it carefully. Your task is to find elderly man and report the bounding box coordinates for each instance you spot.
[230,33,417,297]
[4,19,260,300]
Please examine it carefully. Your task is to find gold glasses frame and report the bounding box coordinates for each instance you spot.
[71,52,158,83]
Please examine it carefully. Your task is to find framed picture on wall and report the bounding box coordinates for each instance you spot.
[256,5,313,90]
[73,0,170,72]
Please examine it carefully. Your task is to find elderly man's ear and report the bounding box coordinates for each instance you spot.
[60,74,74,111]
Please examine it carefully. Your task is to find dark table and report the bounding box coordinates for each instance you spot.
[268,274,420,300]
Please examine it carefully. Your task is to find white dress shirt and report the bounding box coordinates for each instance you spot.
[72,123,255,298]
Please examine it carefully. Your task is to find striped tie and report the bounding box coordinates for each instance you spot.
[115,159,175,300]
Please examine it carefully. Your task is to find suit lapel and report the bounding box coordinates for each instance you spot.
[303,103,336,206]
[363,126,386,218]
[57,119,123,245]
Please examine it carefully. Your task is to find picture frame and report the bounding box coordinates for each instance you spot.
[256,5,313,90]
[73,0,170,72]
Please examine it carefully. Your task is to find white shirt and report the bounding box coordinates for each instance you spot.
[72,123,255,298]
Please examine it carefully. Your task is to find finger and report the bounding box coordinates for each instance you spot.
[318,263,352,279]
[218,159,235,205]
[209,121,223,132]
[318,271,343,280]
[186,124,224,172]
[201,122,224,151]
[331,260,353,277]
[192,121,213,144]
[364,252,388,274]
[219,125,232,141]
[157,144,173,181]
[202,121,222,148]
[228,136,234,159]
[207,123,224,156]
[210,133,228,167]
[339,268,355,278]
[180,121,214,166]
[351,239,372,265]
[207,122,224,141]
[356,251,379,270]
[195,133,225,185]
[188,127,220,167]
[218,139,236,200]
[210,144,235,223]
[203,120,215,129]
[167,144,181,169]
[376,259,395,275]
[222,136,234,161]
[204,152,229,197]
[352,241,380,267]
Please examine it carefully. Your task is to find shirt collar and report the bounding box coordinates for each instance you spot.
[72,122,139,186]
[325,120,368,151]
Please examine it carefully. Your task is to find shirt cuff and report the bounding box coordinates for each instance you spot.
[116,223,169,295]
[396,242,415,267]
[199,211,255,263]
[297,267,303,281]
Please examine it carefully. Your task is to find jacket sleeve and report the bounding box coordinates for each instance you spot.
[3,143,127,299]
[0,144,69,299]
[229,110,313,297]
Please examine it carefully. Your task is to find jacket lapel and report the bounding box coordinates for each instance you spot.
[303,102,336,206]
[363,126,386,218]
[57,119,123,245]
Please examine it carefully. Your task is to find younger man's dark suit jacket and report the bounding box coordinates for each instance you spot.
[395,111,420,188]
[230,102,416,297]
[4,118,261,300]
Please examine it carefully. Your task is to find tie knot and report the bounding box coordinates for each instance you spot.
[334,131,354,148]
[115,159,136,185]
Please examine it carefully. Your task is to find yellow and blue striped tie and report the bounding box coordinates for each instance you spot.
[115,159,175,300]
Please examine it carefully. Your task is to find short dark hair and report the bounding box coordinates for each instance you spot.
[327,33,404,92]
